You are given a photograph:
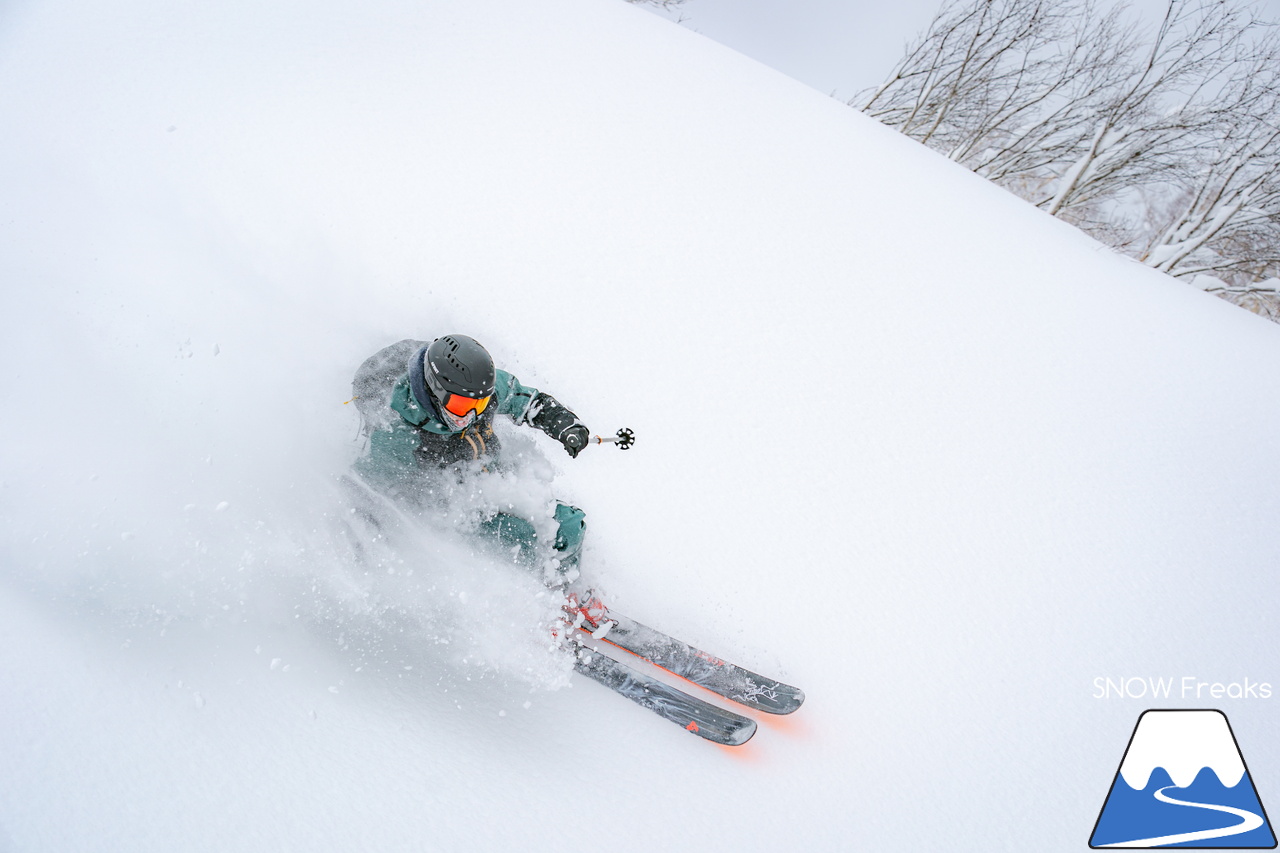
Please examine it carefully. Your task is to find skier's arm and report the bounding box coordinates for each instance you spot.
[495,370,589,458]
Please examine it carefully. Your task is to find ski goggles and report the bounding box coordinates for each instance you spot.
[440,392,491,418]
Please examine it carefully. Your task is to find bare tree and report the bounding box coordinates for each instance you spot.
[856,0,1085,153]
[1038,0,1265,221]
[948,4,1133,186]
[856,0,1280,312]
[1137,32,1280,285]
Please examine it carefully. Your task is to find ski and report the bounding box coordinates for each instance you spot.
[567,594,805,716]
[571,643,757,746]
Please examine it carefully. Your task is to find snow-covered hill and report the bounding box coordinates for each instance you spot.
[2,0,1279,850]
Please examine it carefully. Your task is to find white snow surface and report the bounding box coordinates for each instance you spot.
[1119,711,1246,790]
[2,0,1280,850]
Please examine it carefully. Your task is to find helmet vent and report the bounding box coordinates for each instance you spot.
[442,337,464,372]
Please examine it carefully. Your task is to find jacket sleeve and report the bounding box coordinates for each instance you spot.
[494,370,584,442]
[493,369,540,422]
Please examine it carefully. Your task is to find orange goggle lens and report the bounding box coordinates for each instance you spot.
[442,393,491,418]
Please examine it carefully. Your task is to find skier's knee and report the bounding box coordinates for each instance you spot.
[552,503,587,556]
[478,512,539,562]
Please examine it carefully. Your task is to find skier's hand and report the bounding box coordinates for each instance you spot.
[561,424,589,458]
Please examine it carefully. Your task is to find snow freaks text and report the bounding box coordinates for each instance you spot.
[1093,677,1273,701]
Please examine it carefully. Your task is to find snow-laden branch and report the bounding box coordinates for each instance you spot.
[854,0,1280,297]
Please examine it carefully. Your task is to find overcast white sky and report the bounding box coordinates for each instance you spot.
[646,0,943,97]
[645,0,1280,99]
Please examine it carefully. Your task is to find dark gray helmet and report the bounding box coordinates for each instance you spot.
[425,334,495,399]
[419,335,497,430]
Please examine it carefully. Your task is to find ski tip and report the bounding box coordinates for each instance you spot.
[724,719,757,747]
[687,714,756,746]
[748,685,804,715]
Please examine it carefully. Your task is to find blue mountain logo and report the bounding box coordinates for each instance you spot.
[1091,709,1276,848]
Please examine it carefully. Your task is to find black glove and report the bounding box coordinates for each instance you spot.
[561,424,589,458]
[529,393,589,458]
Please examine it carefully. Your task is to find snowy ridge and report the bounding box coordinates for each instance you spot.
[1118,711,1247,790]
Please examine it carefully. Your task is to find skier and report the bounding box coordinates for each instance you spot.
[351,334,591,582]
[347,338,795,743]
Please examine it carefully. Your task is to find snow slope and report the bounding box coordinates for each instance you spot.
[2,0,1280,850]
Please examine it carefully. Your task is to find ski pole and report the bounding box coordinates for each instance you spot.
[589,428,635,450]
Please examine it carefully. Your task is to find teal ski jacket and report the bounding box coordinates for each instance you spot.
[354,364,583,495]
